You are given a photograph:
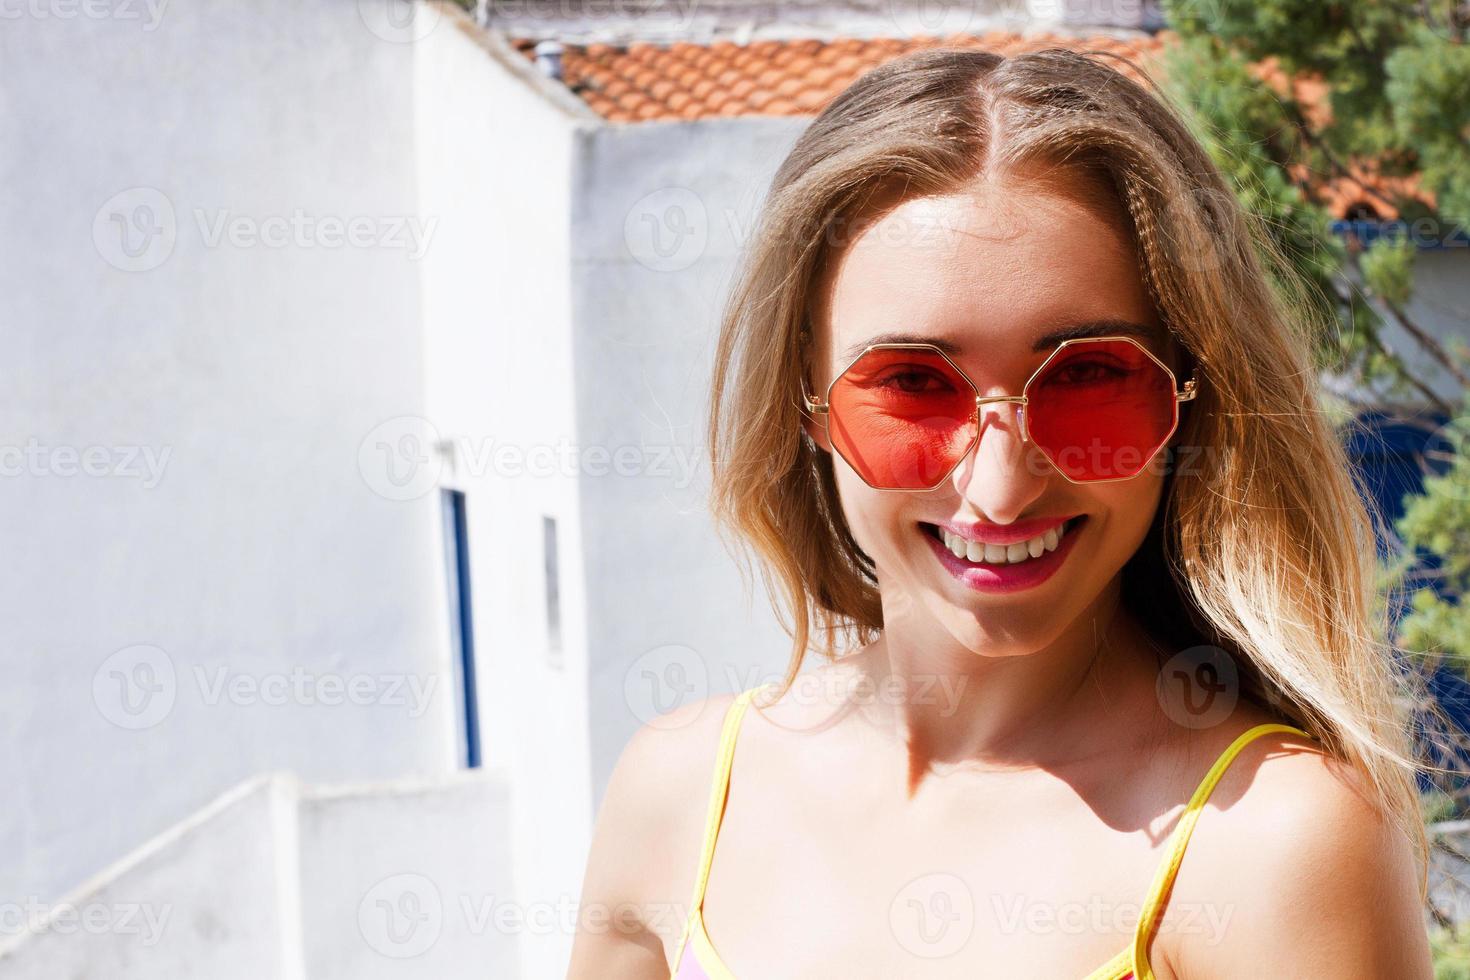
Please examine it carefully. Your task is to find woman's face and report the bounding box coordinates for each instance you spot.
[803,171,1183,655]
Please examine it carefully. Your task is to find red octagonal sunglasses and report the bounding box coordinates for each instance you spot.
[801,336,1199,490]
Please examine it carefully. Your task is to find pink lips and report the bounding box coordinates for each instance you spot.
[922,517,1084,594]
[931,514,1079,547]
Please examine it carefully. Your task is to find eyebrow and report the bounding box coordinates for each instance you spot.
[838,319,1162,364]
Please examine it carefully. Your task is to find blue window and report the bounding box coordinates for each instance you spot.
[442,489,482,769]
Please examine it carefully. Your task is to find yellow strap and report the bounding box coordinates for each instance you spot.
[1129,722,1314,979]
[668,685,765,975]
[667,699,1311,979]
[1079,944,1134,980]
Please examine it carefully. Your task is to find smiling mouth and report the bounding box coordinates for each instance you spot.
[919,515,1087,567]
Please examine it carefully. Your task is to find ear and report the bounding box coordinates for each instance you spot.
[797,314,834,454]
[802,410,832,455]
[1169,362,1199,450]
[799,367,833,455]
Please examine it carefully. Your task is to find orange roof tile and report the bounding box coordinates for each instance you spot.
[516,31,1168,124]
[514,31,1431,219]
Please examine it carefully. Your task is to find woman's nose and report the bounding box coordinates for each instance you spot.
[947,400,1050,516]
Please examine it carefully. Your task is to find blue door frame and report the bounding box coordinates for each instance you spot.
[442,489,482,769]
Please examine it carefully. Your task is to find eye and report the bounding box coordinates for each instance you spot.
[1045,359,1129,385]
[873,367,959,394]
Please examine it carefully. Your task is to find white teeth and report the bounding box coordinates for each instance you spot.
[938,520,1074,566]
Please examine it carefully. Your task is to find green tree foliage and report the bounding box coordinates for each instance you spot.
[1156,6,1470,941]
[1386,405,1470,669]
[1157,1,1470,658]
[1433,922,1470,980]
[1156,0,1470,411]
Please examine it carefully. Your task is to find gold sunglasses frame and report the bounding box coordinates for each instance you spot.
[800,335,1200,490]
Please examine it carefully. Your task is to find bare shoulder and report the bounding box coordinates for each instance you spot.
[567,689,747,980]
[1164,723,1431,980]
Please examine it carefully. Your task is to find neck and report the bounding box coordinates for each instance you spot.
[851,581,1162,789]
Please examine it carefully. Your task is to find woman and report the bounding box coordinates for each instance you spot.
[569,46,1432,979]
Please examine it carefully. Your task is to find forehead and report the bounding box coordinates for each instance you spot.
[810,177,1165,365]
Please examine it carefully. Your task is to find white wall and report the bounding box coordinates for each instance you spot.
[413,11,601,977]
[0,777,300,978]
[1326,248,1470,411]
[413,20,845,971]
[567,116,815,809]
[0,0,457,914]
[299,773,518,980]
[1387,249,1470,408]
[479,0,1152,44]
[0,771,518,979]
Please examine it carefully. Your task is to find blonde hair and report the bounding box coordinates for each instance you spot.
[705,45,1432,896]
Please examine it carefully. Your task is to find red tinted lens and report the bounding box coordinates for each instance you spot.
[1025,339,1178,481]
[827,347,977,489]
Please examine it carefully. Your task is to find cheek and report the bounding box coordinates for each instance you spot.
[1090,477,1165,556]
[830,465,905,561]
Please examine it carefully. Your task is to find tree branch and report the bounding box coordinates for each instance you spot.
[1278,98,1405,217]
[1330,276,1456,415]
[1380,292,1470,390]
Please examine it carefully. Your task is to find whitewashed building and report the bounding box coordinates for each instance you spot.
[1,0,1464,976]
